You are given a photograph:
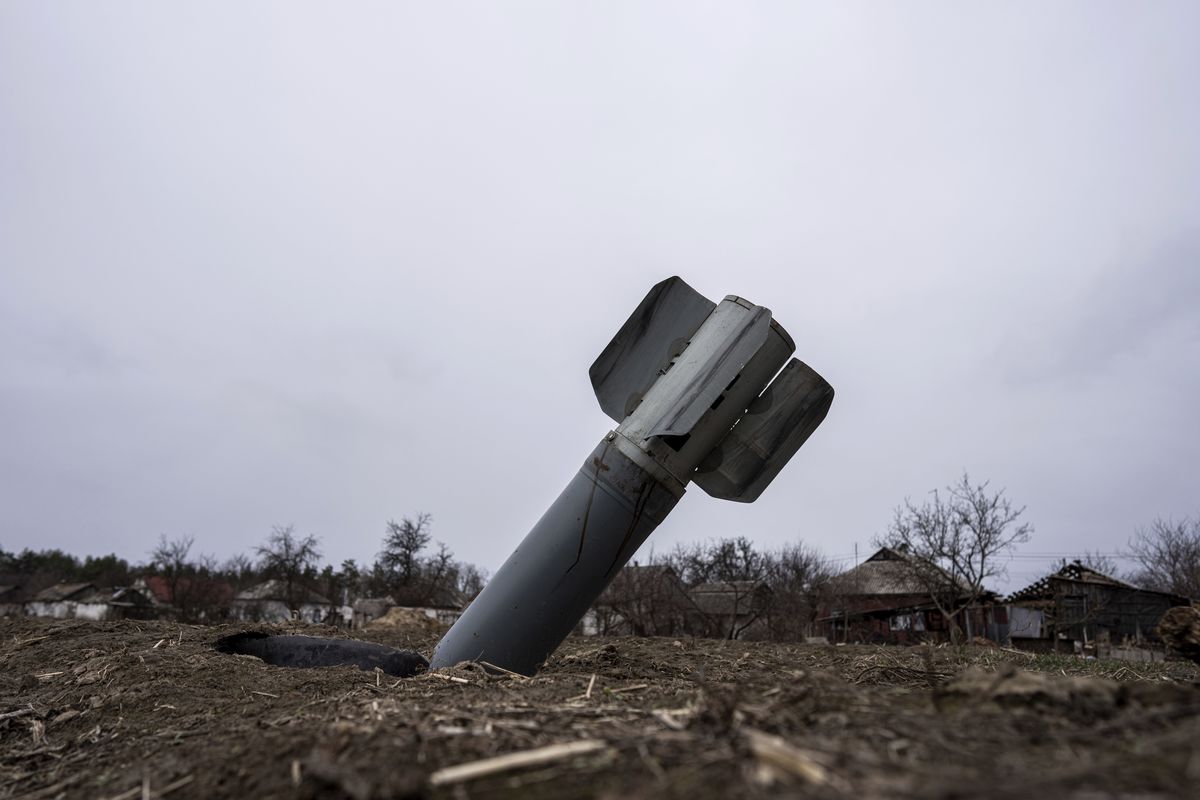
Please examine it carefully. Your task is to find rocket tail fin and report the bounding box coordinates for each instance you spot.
[589,276,715,423]
[692,358,834,502]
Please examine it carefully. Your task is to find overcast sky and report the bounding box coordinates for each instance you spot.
[2,3,1197,591]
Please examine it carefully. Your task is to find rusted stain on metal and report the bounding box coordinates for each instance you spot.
[605,479,653,578]
[565,440,612,574]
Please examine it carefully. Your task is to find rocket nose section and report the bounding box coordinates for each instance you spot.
[692,358,834,503]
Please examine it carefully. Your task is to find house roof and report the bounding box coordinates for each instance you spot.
[1006,561,1174,603]
[140,575,234,606]
[33,582,101,603]
[234,579,332,605]
[109,587,153,607]
[688,581,772,616]
[828,548,947,595]
[140,576,173,604]
[424,586,467,610]
[598,565,688,603]
[353,596,396,613]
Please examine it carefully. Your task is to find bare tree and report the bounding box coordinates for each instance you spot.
[379,514,432,591]
[671,537,773,639]
[592,540,834,641]
[148,534,230,622]
[337,559,363,601]
[255,525,322,610]
[598,549,694,637]
[878,472,1031,643]
[424,542,455,597]
[1129,516,1200,599]
[222,553,257,591]
[456,564,487,601]
[673,537,766,584]
[149,534,194,609]
[375,515,477,608]
[764,543,835,641]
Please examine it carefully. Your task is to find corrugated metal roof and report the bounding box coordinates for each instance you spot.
[688,581,771,616]
[234,579,332,605]
[33,582,99,602]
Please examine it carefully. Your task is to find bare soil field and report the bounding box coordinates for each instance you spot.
[2,617,1198,800]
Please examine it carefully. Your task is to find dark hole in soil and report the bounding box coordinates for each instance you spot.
[213,632,428,677]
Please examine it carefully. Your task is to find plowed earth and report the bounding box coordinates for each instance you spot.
[2,617,1199,800]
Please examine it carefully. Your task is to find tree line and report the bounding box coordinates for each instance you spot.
[592,537,836,641]
[0,514,485,623]
[3,478,1197,636]
[598,473,1199,642]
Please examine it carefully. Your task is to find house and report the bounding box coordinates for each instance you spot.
[353,596,396,628]
[1006,561,1191,653]
[582,568,776,640]
[136,575,235,621]
[582,565,697,636]
[818,547,1003,644]
[0,584,24,617]
[231,580,334,623]
[407,585,467,627]
[687,580,774,640]
[353,588,466,629]
[25,583,157,621]
[105,587,158,620]
[26,583,111,620]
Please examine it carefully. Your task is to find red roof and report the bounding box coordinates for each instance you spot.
[142,575,234,606]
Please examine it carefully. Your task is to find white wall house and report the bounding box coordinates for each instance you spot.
[231,579,333,623]
[26,583,110,620]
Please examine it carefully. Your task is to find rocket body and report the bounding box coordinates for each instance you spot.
[429,437,680,674]
[431,278,834,675]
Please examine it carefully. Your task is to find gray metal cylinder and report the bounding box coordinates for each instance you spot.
[430,437,682,675]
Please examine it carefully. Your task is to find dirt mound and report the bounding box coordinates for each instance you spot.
[936,665,1123,720]
[364,606,447,633]
[1158,605,1200,664]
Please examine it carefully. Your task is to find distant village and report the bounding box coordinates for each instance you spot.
[4,510,1196,663]
[582,547,1190,663]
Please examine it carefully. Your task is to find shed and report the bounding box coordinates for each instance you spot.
[26,583,110,620]
[107,587,158,620]
[688,580,774,640]
[583,565,697,636]
[1007,561,1191,651]
[352,596,396,628]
